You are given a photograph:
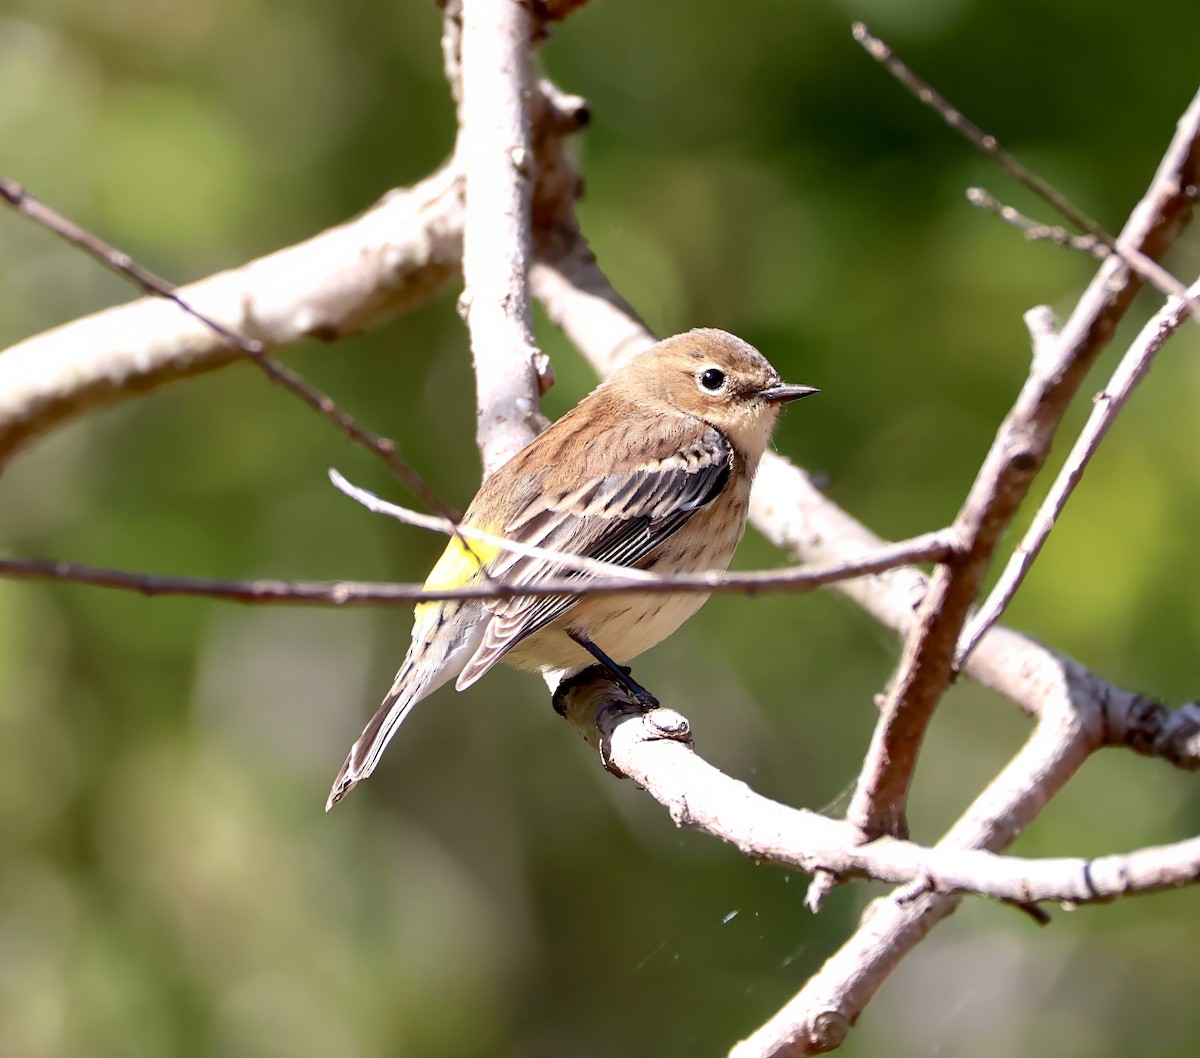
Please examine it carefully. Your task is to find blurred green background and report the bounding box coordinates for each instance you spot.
[2,1,1199,1055]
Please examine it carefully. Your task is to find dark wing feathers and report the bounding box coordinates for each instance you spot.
[454,420,732,688]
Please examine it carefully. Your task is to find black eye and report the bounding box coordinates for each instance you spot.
[698,367,726,392]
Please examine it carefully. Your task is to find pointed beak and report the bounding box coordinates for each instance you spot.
[760,382,820,405]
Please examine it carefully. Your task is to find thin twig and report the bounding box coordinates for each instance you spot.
[329,467,659,582]
[957,275,1200,665]
[967,187,1113,260]
[0,531,955,606]
[851,24,1193,305]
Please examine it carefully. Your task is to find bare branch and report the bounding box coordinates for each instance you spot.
[851,25,1196,304]
[729,702,1097,1058]
[0,166,463,466]
[1108,698,1200,770]
[749,453,1200,781]
[0,76,596,477]
[529,107,654,373]
[0,176,479,549]
[958,275,1200,664]
[967,187,1116,261]
[1,177,208,303]
[562,672,1200,910]
[837,78,1200,852]
[532,226,654,368]
[0,531,954,607]
[0,557,428,606]
[457,0,550,476]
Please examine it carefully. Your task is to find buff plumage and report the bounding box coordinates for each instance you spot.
[327,328,817,808]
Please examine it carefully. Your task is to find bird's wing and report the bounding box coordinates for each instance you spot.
[455,422,733,689]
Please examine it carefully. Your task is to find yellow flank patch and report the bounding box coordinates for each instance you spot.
[415,532,502,619]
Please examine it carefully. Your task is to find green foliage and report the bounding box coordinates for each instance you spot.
[1,1,1198,1055]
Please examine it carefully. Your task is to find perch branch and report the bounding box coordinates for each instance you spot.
[0,176,476,543]
[560,672,1200,908]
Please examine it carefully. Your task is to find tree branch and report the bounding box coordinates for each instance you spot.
[838,79,1200,854]
[456,0,550,476]
[0,165,464,466]
[562,672,1200,910]
[0,175,479,539]
[0,531,954,606]
[728,699,1097,1057]
[852,24,1196,304]
[958,275,1200,662]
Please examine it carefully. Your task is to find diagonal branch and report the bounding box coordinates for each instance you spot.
[0,164,464,466]
[957,275,1200,664]
[729,699,1097,1058]
[835,75,1200,854]
[0,175,476,541]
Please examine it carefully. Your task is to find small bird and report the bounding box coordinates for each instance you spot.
[327,328,817,808]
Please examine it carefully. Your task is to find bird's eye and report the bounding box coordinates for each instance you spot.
[698,367,727,393]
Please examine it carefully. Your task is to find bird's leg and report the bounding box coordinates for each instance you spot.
[566,629,660,709]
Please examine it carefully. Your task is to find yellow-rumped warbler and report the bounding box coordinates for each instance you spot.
[327,328,816,808]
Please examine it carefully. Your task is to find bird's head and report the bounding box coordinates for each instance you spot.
[615,328,818,458]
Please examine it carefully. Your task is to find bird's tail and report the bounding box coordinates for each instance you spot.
[326,615,479,810]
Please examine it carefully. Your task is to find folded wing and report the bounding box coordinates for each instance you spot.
[455,422,733,688]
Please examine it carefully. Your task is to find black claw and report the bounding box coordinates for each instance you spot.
[566,630,660,708]
[632,687,660,710]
